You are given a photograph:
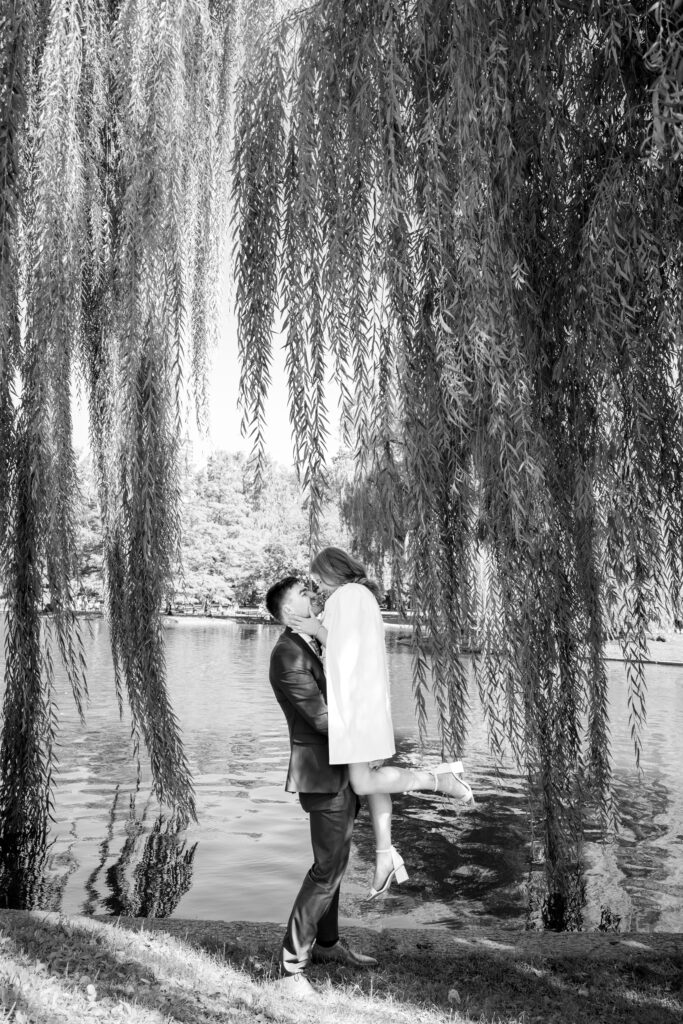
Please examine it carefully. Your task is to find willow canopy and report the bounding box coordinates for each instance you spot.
[233,0,683,910]
[0,0,245,898]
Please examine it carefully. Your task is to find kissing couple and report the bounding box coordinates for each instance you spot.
[266,546,474,1000]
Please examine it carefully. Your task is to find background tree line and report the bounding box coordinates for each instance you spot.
[74,448,352,613]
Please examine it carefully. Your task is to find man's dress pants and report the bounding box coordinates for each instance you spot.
[281,784,356,974]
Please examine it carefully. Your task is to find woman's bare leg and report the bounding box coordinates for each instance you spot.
[348,761,474,890]
[365,792,393,891]
[348,761,434,796]
[350,762,432,891]
[348,761,472,800]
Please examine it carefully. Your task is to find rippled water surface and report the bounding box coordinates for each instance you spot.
[3,618,683,932]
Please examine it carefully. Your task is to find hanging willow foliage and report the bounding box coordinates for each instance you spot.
[233,0,683,916]
[0,0,237,901]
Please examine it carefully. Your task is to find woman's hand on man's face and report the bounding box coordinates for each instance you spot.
[289,613,320,637]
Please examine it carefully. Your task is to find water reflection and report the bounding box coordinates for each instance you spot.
[0,620,682,931]
[596,769,679,931]
[0,840,48,912]
[0,787,196,919]
[84,788,197,917]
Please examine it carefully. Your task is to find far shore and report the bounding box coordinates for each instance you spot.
[67,606,683,667]
[69,605,414,627]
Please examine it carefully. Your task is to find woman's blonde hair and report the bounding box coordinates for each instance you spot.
[311,547,382,602]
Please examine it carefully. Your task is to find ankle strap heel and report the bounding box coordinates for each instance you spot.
[365,845,409,900]
[430,762,475,805]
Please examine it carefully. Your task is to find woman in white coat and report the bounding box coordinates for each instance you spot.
[290,546,474,900]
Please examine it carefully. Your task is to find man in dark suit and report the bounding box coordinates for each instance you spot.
[265,576,377,1000]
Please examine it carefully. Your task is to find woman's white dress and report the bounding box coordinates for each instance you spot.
[322,582,396,765]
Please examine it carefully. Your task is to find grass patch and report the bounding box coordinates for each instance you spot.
[0,911,681,1024]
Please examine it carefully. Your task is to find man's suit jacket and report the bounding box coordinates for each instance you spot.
[269,627,349,799]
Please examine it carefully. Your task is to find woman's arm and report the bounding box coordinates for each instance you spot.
[289,614,328,646]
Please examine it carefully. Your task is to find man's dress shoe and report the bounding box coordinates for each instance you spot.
[272,972,318,1000]
[312,939,378,967]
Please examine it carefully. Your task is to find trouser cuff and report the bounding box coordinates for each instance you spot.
[281,944,308,975]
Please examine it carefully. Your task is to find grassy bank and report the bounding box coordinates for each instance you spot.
[1,911,682,1023]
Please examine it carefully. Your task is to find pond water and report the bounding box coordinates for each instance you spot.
[2,618,683,932]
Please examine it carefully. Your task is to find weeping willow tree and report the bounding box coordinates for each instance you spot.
[0,0,254,903]
[233,0,683,921]
[334,452,407,588]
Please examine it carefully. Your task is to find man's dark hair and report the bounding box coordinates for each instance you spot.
[265,575,300,623]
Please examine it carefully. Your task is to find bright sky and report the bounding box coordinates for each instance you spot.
[198,303,344,467]
[72,305,342,470]
[201,307,296,466]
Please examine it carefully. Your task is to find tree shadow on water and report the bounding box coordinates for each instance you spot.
[349,785,532,927]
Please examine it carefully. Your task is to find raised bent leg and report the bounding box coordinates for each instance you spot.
[347,761,433,796]
[347,760,473,896]
[348,760,473,802]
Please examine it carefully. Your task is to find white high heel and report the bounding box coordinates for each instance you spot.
[365,846,408,901]
[429,760,475,806]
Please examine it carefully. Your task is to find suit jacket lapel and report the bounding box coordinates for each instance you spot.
[283,627,327,700]
[285,626,323,664]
